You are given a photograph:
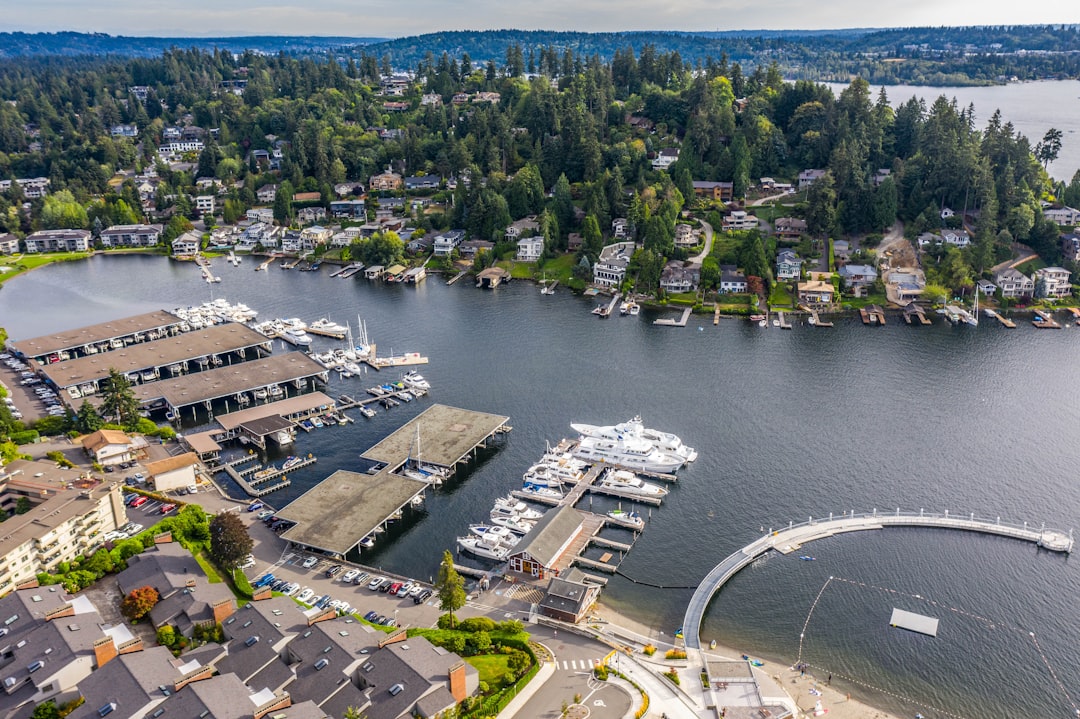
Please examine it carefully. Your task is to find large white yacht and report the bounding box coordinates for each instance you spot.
[456,534,513,561]
[571,416,696,463]
[572,435,685,474]
[491,496,544,521]
[597,468,669,497]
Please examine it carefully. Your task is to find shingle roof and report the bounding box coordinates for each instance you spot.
[508,505,584,568]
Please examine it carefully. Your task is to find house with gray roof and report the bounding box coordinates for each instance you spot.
[64,645,183,719]
[838,263,877,289]
[538,568,602,624]
[507,505,585,579]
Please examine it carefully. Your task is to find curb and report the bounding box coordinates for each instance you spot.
[498,660,555,719]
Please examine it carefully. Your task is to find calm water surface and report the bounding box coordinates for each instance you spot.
[1,254,1078,718]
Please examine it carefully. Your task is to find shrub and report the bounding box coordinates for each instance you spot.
[10,430,39,445]
[663,668,680,685]
[465,630,491,655]
[642,644,656,656]
[121,586,160,620]
[665,648,687,660]
[45,451,74,468]
[157,625,177,647]
[437,613,457,630]
[594,664,609,680]
[460,616,496,633]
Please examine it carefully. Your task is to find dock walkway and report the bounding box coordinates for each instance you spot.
[446,270,468,286]
[654,307,693,327]
[220,462,291,497]
[593,292,622,318]
[1033,309,1062,329]
[682,509,1073,651]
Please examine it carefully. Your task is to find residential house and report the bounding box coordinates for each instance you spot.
[406,232,434,253]
[194,195,215,216]
[145,453,200,493]
[1034,266,1072,299]
[79,429,138,467]
[719,265,747,293]
[567,233,583,252]
[369,168,403,192]
[651,148,680,170]
[300,225,333,247]
[297,207,327,224]
[611,218,629,239]
[659,261,699,293]
[331,227,364,248]
[451,93,470,105]
[872,168,892,187]
[505,215,540,241]
[797,280,836,308]
[593,241,635,287]
[832,239,851,262]
[1044,206,1080,226]
[993,267,1035,298]
[0,177,50,198]
[250,148,270,167]
[775,249,803,281]
[1061,233,1080,263]
[692,180,734,202]
[473,91,501,104]
[977,279,998,296]
[128,85,150,100]
[507,505,584,579]
[256,184,278,203]
[194,177,218,192]
[457,239,493,258]
[798,169,827,190]
[379,74,412,95]
[99,224,163,248]
[760,177,776,190]
[330,200,366,219]
[722,210,757,231]
[62,645,201,719]
[940,206,955,219]
[382,101,410,112]
[110,124,138,138]
[516,236,544,262]
[420,93,443,106]
[838,264,878,295]
[24,229,91,253]
[404,174,441,191]
[774,217,807,241]
[0,233,18,255]
[0,459,127,590]
[942,229,970,247]
[159,140,204,155]
[674,223,696,247]
[171,232,201,256]
[432,229,466,256]
[538,568,602,624]
[377,197,406,213]
[246,207,274,223]
[334,182,364,197]
[162,126,182,142]
[887,270,926,303]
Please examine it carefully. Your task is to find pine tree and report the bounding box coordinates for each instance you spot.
[435,550,466,628]
[99,368,141,430]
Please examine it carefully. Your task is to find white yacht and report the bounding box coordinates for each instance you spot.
[571,416,696,462]
[281,327,313,346]
[402,371,431,390]
[456,534,512,561]
[572,435,685,474]
[598,468,669,497]
[491,496,544,521]
[489,514,536,535]
[520,484,563,500]
[468,524,519,546]
[522,457,585,488]
[309,318,349,336]
[606,507,645,529]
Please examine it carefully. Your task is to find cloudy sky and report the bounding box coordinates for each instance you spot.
[4,0,1076,37]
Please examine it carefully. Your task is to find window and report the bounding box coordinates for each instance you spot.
[314,658,329,671]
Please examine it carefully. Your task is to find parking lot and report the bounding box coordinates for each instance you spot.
[0,352,62,422]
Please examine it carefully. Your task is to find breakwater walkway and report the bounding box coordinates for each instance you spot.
[682,509,1073,651]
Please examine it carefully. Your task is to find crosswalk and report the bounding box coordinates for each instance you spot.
[559,658,604,671]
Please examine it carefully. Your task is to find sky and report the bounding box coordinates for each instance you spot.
[2,0,1077,38]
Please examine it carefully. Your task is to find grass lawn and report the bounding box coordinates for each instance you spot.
[768,283,793,307]
[709,233,743,263]
[842,292,889,309]
[0,252,91,285]
[194,552,224,583]
[466,654,514,689]
[1015,258,1048,275]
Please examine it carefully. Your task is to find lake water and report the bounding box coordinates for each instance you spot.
[2,255,1078,718]
[826,80,1080,182]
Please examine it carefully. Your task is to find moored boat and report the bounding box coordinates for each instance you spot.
[598,468,669,497]
[489,514,536,535]
[573,435,685,474]
[468,524,519,546]
[571,416,696,462]
[491,496,544,521]
[456,534,512,561]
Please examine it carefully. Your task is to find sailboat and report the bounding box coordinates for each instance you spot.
[967,286,979,326]
[401,425,449,485]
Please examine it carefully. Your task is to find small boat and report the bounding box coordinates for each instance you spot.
[741,655,764,667]
[359,406,376,418]
[359,535,375,548]
[274,430,294,445]
[597,468,669,497]
[520,484,563,500]
[606,507,645,529]
[283,456,303,471]
[402,371,431,390]
[799,556,816,561]
[311,417,324,428]
[300,419,315,430]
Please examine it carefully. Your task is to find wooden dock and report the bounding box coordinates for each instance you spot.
[1067,307,1080,319]
[254,254,281,272]
[237,455,317,487]
[281,257,303,270]
[446,270,468,286]
[1033,309,1062,329]
[593,292,622,318]
[220,462,292,497]
[654,306,692,326]
[903,304,933,325]
[777,311,792,329]
[986,310,1016,328]
[713,305,720,325]
[541,279,559,295]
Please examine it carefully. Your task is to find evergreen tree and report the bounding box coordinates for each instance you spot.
[76,401,103,434]
[99,368,141,430]
[435,550,465,628]
[273,180,294,225]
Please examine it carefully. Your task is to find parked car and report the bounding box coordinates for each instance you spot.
[130,496,148,508]
[364,611,379,622]
[257,510,274,520]
[325,564,342,578]
[130,473,146,483]
[415,589,432,604]
[342,569,360,583]
[354,572,370,585]
[367,576,386,591]
[160,503,177,514]
[385,581,401,595]
[240,555,257,570]
[301,556,318,569]
[314,594,331,609]
[247,501,264,512]
[296,588,315,603]
[121,522,144,535]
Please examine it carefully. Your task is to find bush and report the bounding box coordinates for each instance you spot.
[665,648,687,660]
[642,644,656,656]
[45,451,74,468]
[437,613,457,629]
[594,664,609,680]
[233,569,254,598]
[466,630,492,654]
[460,616,496,633]
[157,625,177,647]
[10,430,39,445]
[663,668,681,685]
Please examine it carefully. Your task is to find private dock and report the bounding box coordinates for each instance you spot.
[904,304,933,325]
[220,462,292,497]
[777,311,792,329]
[713,305,720,325]
[1067,307,1080,319]
[1033,309,1062,328]
[870,305,886,324]
[254,255,281,272]
[237,454,317,488]
[541,279,559,295]
[281,257,303,270]
[446,270,468,285]
[653,306,692,327]
[592,292,622,318]
[986,309,1016,328]
[362,344,430,370]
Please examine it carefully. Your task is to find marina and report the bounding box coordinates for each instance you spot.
[8,309,184,363]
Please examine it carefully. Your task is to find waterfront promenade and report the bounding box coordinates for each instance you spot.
[683,509,1073,652]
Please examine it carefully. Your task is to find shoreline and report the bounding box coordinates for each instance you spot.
[591,600,905,719]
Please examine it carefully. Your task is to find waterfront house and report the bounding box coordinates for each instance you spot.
[722,210,758,231]
[256,183,278,203]
[516,235,544,262]
[977,279,998,296]
[838,263,877,290]
[145,453,200,494]
[505,215,541,241]
[719,265,748,293]
[404,174,441,191]
[674,223,696,247]
[1044,206,1080,226]
[299,225,333,247]
[798,169,826,190]
[24,229,92,253]
[507,505,584,579]
[660,261,699,293]
[433,229,466,256]
[993,267,1035,298]
[458,239,494,258]
[99,223,163,248]
[1035,266,1072,299]
[593,241,636,287]
[797,280,835,308]
[406,232,434,253]
[171,232,201,256]
[246,207,273,223]
[1061,232,1080,263]
[692,180,734,202]
[612,218,629,238]
[776,249,803,280]
[0,232,18,254]
[774,217,807,241]
[369,168,403,191]
[651,148,679,170]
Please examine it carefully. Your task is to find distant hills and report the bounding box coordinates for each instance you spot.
[0,31,383,58]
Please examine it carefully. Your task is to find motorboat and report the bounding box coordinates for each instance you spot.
[520,484,563,500]
[456,534,512,561]
[269,384,285,398]
[253,387,269,401]
[598,468,669,497]
[606,507,645,529]
[489,513,536,535]
[491,496,545,521]
[274,430,294,446]
[283,456,304,470]
[141,369,158,382]
[282,327,313,346]
[468,524,519,546]
[359,535,375,548]
[572,435,685,474]
[309,318,349,336]
[359,406,376,418]
[522,458,583,488]
[402,371,431,390]
[572,416,696,463]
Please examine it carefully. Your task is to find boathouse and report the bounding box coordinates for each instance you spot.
[538,568,602,623]
[507,505,584,579]
[9,310,184,364]
[475,266,510,288]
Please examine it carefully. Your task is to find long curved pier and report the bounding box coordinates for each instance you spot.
[683,509,1073,650]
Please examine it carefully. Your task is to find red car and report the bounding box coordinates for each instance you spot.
[130,496,148,508]
[160,503,177,514]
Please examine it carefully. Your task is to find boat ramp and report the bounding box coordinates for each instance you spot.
[653,306,692,326]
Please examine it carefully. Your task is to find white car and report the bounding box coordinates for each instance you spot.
[337,603,352,616]
[342,569,360,583]
[295,588,315,603]
[301,556,318,569]
[239,555,256,569]
[283,583,301,596]
[367,576,386,590]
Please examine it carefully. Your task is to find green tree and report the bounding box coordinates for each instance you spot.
[273,180,295,225]
[208,511,253,570]
[30,701,60,719]
[922,282,950,305]
[435,549,466,628]
[581,214,603,261]
[1035,128,1063,169]
[15,497,32,515]
[41,190,89,230]
[99,368,140,430]
[120,585,160,620]
[343,707,368,719]
[76,401,103,434]
[805,172,837,237]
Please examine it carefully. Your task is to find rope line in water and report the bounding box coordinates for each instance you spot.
[797,575,1077,717]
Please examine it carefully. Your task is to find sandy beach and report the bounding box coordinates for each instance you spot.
[591,600,905,719]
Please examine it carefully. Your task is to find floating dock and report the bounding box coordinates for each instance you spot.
[653,307,692,326]
[593,292,622,318]
[890,608,939,637]
[985,309,1015,328]
[446,270,467,285]
[903,304,933,325]
[220,462,291,497]
[777,311,792,329]
[1033,309,1062,329]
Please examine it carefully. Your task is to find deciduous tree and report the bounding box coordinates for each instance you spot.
[209,511,253,570]
[121,586,160,620]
